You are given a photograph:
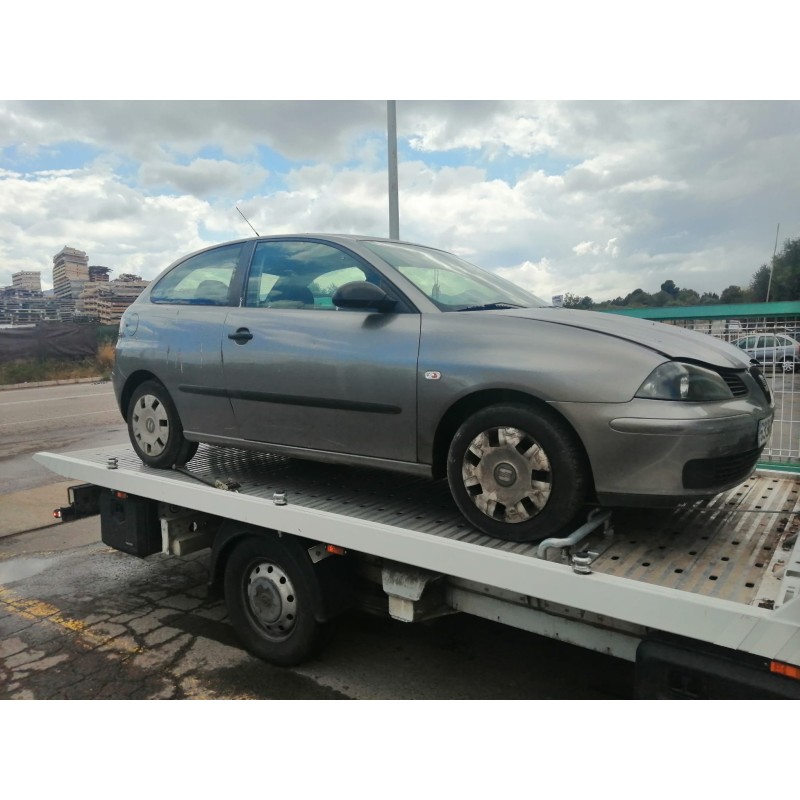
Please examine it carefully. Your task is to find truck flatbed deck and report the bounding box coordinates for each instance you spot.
[35,443,800,696]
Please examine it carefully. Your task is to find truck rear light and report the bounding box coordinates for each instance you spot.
[326,544,346,556]
[770,660,800,681]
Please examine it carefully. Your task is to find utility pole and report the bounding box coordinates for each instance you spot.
[766,223,779,303]
[387,101,399,240]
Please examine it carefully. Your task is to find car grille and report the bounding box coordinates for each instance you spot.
[720,372,748,397]
[682,448,762,490]
[749,365,772,403]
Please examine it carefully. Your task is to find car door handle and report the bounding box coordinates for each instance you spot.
[228,328,253,344]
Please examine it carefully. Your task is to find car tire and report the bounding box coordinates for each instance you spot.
[224,534,328,666]
[781,358,795,374]
[127,380,196,468]
[446,403,589,542]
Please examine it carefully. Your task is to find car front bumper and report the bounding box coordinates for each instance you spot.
[550,398,774,506]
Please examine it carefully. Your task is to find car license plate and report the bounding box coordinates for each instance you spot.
[758,417,773,447]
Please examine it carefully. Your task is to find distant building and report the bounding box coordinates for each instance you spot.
[52,246,90,303]
[0,285,61,325]
[77,273,149,324]
[0,247,146,326]
[12,270,42,292]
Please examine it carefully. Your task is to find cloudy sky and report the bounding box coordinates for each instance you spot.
[2,8,798,304]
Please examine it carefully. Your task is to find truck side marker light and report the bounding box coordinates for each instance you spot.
[326,545,347,556]
[770,661,800,681]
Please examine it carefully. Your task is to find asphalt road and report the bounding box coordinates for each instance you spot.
[0,381,127,494]
[0,381,635,699]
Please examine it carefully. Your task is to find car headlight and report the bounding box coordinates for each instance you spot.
[635,362,734,401]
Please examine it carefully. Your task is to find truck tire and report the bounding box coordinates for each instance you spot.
[127,380,197,468]
[224,534,328,666]
[447,403,589,542]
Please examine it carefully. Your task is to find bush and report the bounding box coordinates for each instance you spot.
[0,342,116,385]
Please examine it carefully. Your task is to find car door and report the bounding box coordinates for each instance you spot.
[222,239,421,463]
[754,335,777,365]
[147,241,248,439]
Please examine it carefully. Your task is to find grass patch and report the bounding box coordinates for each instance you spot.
[0,343,116,386]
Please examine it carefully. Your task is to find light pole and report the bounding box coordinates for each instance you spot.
[387,101,399,240]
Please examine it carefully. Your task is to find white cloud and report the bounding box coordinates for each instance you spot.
[1,100,799,303]
[138,158,269,198]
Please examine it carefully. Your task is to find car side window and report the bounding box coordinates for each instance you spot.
[246,240,384,310]
[150,243,244,305]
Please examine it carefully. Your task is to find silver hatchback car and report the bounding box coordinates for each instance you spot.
[732,333,800,373]
[113,235,774,542]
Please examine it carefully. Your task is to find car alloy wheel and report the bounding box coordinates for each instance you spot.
[446,403,589,542]
[461,426,553,523]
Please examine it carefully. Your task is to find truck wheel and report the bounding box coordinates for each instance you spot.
[127,380,196,468]
[224,534,327,666]
[446,403,589,542]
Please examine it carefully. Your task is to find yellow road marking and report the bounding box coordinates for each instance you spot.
[0,586,142,654]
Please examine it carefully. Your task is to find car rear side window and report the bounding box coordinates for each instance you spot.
[150,243,244,305]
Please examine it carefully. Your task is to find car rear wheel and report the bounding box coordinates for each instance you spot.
[446,403,589,542]
[127,380,197,468]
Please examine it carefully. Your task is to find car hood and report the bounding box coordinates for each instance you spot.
[501,307,751,369]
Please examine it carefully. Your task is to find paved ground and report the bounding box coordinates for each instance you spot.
[0,449,635,700]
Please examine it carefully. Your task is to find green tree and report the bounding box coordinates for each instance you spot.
[766,238,800,301]
[749,264,771,302]
[562,293,594,309]
[720,285,746,304]
[660,279,679,297]
[677,288,700,305]
[652,290,672,307]
[625,288,655,307]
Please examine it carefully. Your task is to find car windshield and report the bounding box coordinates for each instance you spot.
[361,240,547,311]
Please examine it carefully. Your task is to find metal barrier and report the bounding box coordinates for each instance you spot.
[604,302,800,468]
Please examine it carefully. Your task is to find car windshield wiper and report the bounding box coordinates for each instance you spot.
[456,302,528,312]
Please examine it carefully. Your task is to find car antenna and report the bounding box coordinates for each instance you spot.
[236,206,260,236]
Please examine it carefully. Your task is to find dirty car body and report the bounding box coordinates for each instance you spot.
[113,234,774,542]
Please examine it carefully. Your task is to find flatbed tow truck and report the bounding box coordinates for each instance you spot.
[35,443,800,699]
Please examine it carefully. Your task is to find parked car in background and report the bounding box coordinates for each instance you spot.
[732,332,800,373]
[113,234,774,542]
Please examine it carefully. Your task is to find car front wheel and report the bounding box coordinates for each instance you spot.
[446,404,590,542]
[127,380,197,468]
[781,358,795,374]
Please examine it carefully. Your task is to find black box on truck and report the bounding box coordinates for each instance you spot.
[100,489,161,557]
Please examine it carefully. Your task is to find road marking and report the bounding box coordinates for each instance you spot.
[0,585,141,654]
[0,410,119,427]
[0,392,113,407]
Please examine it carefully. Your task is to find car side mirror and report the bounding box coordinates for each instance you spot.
[332,281,397,312]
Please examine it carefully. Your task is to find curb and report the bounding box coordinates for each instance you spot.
[0,376,107,391]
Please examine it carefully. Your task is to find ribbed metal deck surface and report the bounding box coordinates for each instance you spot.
[73,444,800,608]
